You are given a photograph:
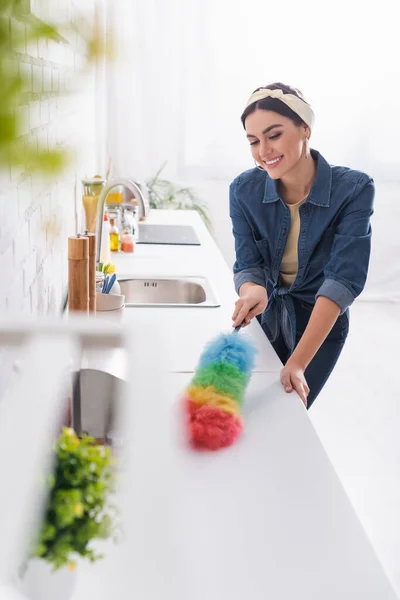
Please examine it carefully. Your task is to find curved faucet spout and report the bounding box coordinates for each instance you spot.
[95,178,149,264]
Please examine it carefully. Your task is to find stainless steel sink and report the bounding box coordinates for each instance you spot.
[72,369,128,442]
[118,276,220,307]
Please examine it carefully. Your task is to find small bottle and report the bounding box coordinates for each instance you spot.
[121,227,134,253]
[122,208,133,234]
[109,217,120,252]
[100,213,111,264]
[131,207,139,242]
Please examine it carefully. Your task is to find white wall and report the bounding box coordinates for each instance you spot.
[0,0,106,391]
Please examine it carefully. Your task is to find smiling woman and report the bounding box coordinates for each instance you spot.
[241,83,315,187]
[230,82,375,408]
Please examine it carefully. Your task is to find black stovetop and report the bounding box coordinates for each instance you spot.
[137,224,201,246]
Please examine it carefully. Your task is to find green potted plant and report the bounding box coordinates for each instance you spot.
[145,162,212,232]
[18,427,119,600]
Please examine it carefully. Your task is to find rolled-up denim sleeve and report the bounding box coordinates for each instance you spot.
[315,175,375,313]
[229,179,266,294]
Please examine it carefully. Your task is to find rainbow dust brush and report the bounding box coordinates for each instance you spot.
[183,325,257,451]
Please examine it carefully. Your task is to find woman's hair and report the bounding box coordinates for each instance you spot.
[240,82,309,128]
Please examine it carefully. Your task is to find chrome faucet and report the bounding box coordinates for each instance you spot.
[95,178,150,264]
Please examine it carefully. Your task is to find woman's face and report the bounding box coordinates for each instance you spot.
[245,109,309,179]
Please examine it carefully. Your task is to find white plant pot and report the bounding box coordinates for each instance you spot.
[17,559,77,600]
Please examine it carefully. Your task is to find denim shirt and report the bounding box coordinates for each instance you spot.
[230,149,375,351]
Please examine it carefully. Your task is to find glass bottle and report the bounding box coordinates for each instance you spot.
[121,227,134,253]
[131,206,139,241]
[109,217,120,252]
[82,177,106,233]
[106,184,124,205]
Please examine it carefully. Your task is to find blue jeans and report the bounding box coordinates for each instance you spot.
[259,298,349,408]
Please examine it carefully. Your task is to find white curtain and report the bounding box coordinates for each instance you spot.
[107,0,400,301]
[105,0,198,182]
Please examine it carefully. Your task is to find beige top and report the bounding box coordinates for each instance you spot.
[280,198,306,287]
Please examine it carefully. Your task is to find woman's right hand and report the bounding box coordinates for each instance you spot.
[232,282,268,328]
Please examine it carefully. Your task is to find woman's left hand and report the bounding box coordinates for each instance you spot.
[280,359,310,407]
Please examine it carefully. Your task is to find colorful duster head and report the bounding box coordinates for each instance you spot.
[184,332,257,451]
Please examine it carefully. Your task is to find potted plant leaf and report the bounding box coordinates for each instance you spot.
[145,162,212,232]
[17,427,119,600]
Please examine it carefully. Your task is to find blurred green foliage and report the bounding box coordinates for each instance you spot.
[0,0,111,176]
[1,0,64,173]
[146,162,213,232]
[31,427,118,570]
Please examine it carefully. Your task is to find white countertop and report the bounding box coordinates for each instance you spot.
[72,209,398,599]
[83,209,283,378]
